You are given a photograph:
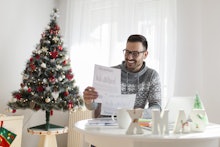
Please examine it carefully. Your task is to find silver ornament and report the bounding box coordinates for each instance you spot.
[52,92,59,100]
[41,63,46,68]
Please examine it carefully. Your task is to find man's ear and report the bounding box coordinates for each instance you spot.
[144,50,148,59]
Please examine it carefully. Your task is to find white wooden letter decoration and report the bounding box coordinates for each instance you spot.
[152,109,169,135]
[126,109,144,135]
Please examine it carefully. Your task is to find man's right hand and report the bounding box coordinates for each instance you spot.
[83,86,98,104]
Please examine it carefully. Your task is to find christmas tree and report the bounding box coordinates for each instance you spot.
[8,8,83,130]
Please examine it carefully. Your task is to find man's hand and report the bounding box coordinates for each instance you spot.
[83,86,98,104]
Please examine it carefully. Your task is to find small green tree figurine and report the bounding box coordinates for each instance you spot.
[193,94,209,124]
[8,8,83,130]
[194,94,203,109]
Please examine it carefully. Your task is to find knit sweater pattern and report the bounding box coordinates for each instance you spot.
[113,61,161,110]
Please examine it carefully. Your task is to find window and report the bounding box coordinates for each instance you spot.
[65,0,176,107]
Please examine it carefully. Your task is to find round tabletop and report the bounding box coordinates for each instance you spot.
[27,126,68,135]
[74,119,220,147]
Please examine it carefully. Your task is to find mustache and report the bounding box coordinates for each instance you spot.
[126,59,136,62]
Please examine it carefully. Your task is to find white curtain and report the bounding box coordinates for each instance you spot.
[64,0,176,107]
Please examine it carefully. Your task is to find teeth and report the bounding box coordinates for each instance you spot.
[128,60,135,63]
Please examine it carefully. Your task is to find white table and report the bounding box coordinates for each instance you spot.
[74,119,220,147]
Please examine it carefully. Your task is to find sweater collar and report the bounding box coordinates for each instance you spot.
[121,61,148,76]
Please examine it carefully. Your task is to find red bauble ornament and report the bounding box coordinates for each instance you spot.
[50,51,58,59]
[55,25,60,31]
[50,29,54,34]
[64,91,69,96]
[62,60,67,65]
[68,102,73,109]
[66,73,73,80]
[35,54,40,59]
[30,64,36,71]
[37,86,44,92]
[12,109,16,113]
[49,76,55,83]
[58,46,63,51]
[14,93,22,100]
[30,58,34,62]
[27,88,32,93]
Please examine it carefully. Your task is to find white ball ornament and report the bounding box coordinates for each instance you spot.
[43,78,48,84]
[58,77,63,81]
[23,86,28,90]
[45,97,51,103]
[46,25,50,30]
[56,65,62,69]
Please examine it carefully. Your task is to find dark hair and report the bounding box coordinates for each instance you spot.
[127,34,148,50]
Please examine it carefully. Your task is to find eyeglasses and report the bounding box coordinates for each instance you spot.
[123,49,146,58]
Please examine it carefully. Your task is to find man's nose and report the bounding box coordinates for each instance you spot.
[127,53,134,59]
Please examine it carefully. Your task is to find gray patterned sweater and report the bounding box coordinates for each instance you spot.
[85,61,161,119]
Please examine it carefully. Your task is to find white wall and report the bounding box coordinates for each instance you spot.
[175,0,203,96]
[201,0,220,123]
[0,1,69,147]
[175,0,220,123]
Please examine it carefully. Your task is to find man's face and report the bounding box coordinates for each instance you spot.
[124,42,148,72]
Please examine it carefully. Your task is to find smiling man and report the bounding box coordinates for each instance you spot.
[83,34,161,119]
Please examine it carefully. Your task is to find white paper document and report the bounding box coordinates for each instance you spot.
[101,93,136,115]
[93,64,136,115]
[93,64,121,102]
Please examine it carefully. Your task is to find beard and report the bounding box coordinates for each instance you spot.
[125,58,143,72]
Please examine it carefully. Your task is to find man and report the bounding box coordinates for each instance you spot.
[83,34,161,119]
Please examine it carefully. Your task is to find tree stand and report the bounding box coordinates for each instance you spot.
[27,111,68,147]
[29,111,63,131]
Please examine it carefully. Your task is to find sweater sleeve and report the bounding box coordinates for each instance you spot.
[85,102,98,110]
[85,102,103,118]
[143,70,161,119]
